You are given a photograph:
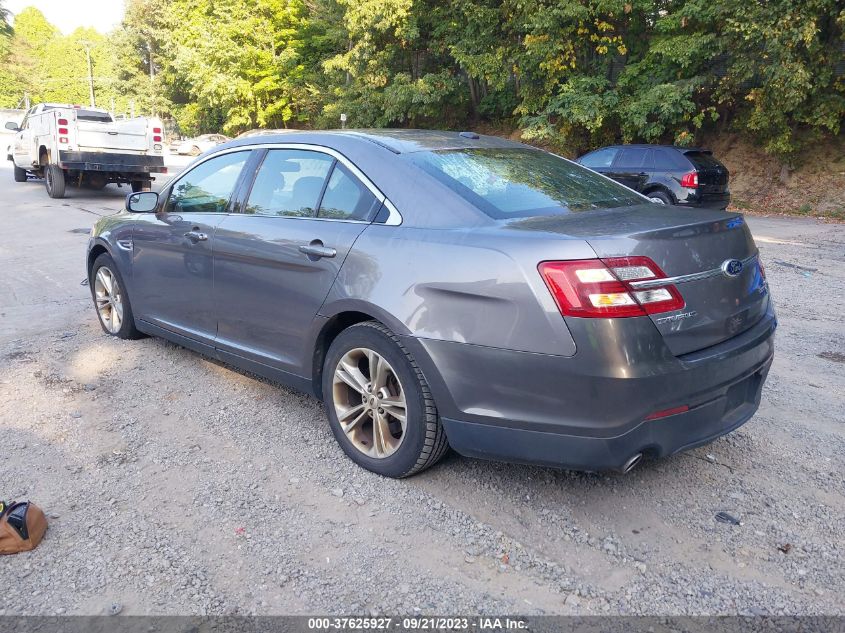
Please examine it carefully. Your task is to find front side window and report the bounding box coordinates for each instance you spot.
[579,147,618,169]
[613,148,650,169]
[318,163,380,221]
[166,151,249,214]
[246,149,334,217]
[411,148,644,219]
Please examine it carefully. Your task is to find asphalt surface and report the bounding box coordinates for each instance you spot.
[0,158,843,616]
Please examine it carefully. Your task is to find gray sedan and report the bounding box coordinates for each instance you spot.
[86,130,776,478]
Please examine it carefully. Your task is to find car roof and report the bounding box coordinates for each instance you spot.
[592,144,711,153]
[226,129,523,154]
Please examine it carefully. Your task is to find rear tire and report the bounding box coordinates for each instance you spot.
[322,321,449,478]
[131,180,152,193]
[44,164,66,198]
[90,253,143,339]
[189,146,201,156]
[13,165,27,183]
[647,190,672,205]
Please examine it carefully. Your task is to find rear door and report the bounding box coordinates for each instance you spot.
[212,147,381,376]
[608,147,651,191]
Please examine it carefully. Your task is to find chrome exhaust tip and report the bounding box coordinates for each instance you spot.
[622,453,643,474]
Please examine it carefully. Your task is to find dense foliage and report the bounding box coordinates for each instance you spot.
[1,0,842,161]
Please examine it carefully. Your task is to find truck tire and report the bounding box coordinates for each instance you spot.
[45,164,66,198]
[13,165,27,183]
[131,180,152,193]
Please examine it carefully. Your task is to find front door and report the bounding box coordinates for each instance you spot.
[213,148,381,376]
[608,147,651,192]
[131,150,252,343]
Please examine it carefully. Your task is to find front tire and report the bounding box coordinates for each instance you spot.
[44,164,66,198]
[90,253,142,339]
[13,165,27,182]
[322,321,449,478]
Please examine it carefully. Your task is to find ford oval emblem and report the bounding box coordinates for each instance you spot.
[721,259,744,277]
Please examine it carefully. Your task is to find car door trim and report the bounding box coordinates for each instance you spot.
[189,143,403,225]
[629,253,758,289]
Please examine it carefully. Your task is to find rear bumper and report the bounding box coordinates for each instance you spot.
[679,191,731,210]
[58,151,166,174]
[404,306,776,472]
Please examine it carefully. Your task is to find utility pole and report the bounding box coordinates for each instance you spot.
[82,42,96,107]
[147,42,155,117]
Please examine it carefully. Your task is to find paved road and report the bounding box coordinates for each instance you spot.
[0,160,843,616]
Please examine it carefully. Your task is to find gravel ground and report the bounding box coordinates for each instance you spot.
[0,170,843,616]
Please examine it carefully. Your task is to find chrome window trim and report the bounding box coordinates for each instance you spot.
[186,142,403,225]
[629,252,758,290]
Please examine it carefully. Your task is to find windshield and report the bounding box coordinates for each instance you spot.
[410,148,644,219]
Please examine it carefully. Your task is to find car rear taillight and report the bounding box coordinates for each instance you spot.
[153,127,162,134]
[680,171,698,188]
[58,127,68,135]
[153,135,162,142]
[58,118,68,125]
[59,137,69,144]
[538,257,685,318]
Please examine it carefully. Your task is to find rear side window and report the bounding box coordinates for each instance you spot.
[684,151,723,169]
[318,163,380,221]
[579,147,618,168]
[245,149,333,217]
[166,151,249,214]
[654,149,691,170]
[410,148,644,219]
[613,148,650,169]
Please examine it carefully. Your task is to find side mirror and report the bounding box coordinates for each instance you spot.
[5,121,20,132]
[126,191,159,213]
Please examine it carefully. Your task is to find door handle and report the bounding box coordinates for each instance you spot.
[299,241,336,259]
[184,230,208,243]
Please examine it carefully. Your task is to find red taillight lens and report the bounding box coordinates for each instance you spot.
[58,127,68,135]
[153,127,162,134]
[680,171,698,188]
[58,118,68,125]
[538,257,685,318]
[153,135,162,142]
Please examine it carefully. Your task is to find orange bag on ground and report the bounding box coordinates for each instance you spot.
[0,501,48,554]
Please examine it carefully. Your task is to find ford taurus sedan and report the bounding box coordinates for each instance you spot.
[86,130,776,478]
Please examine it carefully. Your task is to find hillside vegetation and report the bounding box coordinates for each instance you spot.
[0,0,842,211]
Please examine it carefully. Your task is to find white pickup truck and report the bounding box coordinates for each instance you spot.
[5,103,167,198]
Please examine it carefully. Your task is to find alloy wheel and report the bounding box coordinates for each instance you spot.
[332,347,408,458]
[94,267,124,334]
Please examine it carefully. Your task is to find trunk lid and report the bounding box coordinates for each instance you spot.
[684,150,729,194]
[508,205,769,356]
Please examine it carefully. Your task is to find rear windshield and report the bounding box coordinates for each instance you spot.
[410,148,644,219]
[76,109,113,123]
[684,151,722,169]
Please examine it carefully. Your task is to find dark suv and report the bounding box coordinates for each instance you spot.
[576,145,730,210]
